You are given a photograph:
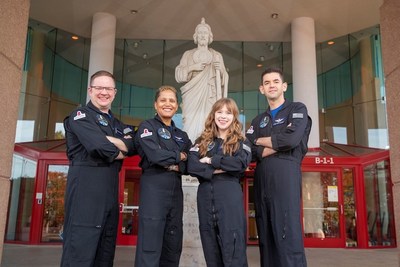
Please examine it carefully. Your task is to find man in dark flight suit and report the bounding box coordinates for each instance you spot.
[246,67,311,267]
[61,70,135,267]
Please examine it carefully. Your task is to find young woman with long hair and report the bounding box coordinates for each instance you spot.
[188,98,251,266]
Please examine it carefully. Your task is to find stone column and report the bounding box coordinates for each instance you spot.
[180,177,206,266]
[291,17,320,148]
[0,0,30,263]
[380,0,400,262]
[86,12,116,102]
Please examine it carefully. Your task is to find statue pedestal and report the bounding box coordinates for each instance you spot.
[180,175,206,267]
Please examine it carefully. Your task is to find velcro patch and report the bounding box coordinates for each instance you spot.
[243,144,251,153]
[140,129,152,138]
[246,126,254,134]
[74,111,86,120]
[190,145,199,152]
[292,113,304,119]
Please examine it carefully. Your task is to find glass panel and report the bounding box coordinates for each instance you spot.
[120,170,140,236]
[47,100,77,140]
[364,160,395,246]
[303,171,340,239]
[343,168,357,247]
[41,165,68,242]
[247,180,258,242]
[6,155,37,242]
[16,93,50,142]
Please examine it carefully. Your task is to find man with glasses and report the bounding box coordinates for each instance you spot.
[61,70,135,267]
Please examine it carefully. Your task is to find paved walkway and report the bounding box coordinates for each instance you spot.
[1,244,398,267]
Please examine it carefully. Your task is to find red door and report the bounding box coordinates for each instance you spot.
[117,167,141,245]
[302,167,346,247]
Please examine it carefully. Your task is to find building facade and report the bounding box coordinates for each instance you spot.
[1,0,400,263]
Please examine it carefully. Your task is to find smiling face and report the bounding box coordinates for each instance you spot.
[214,104,234,137]
[154,89,178,125]
[259,71,287,106]
[88,75,116,113]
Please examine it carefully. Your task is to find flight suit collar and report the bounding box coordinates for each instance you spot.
[265,99,292,116]
[87,101,114,119]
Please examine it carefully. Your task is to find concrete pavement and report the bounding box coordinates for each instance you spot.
[1,244,398,267]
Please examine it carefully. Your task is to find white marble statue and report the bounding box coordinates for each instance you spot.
[175,17,229,142]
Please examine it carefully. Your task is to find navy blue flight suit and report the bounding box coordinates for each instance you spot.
[61,101,135,267]
[134,115,191,267]
[188,138,252,267]
[246,100,311,267]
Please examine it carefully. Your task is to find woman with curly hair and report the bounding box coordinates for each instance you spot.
[188,98,251,266]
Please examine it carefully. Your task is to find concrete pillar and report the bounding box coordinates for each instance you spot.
[86,12,116,102]
[380,0,400,262]
[0,0,30,263]
[291,17,320,148]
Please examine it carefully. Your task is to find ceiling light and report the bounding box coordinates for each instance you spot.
[327,41,335,45]
[260,56,265,62]
[271,13,278,19]
[257,63,263,68]
[142,53,148,59]
[71,36,79,40]
[130,10,138,14]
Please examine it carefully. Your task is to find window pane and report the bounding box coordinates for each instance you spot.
[41,165,68,242]
[6,155,37,242]
[364,160,395,247]
[303,171,340,239]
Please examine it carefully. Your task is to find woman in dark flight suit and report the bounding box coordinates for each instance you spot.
[188,98,251,267]
[134,85,191,267]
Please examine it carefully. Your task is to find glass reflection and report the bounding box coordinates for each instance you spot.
[303,171,340,239]
[6,155,37,242]
[364,160,395,246]
[42,165,68,242]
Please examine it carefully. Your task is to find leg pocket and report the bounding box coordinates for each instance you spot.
[142,217,165,252]
[70,223,102,262]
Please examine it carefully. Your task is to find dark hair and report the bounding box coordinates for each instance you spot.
[90,70,116,86]
[154,85,178,102]
[260,67,284,84]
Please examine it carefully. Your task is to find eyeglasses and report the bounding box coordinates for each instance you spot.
[91,86,116,92]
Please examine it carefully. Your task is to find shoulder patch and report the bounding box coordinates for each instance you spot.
[243,143,251,153]
[74,111,86,120]
[293,113,304,119]
[190,145,200,152]
[246,126,254,134]
[140,128,153,138]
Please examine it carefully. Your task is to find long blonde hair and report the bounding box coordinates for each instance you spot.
[198,98,244,156]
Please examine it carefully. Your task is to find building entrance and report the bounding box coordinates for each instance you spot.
[302,168,347,247]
